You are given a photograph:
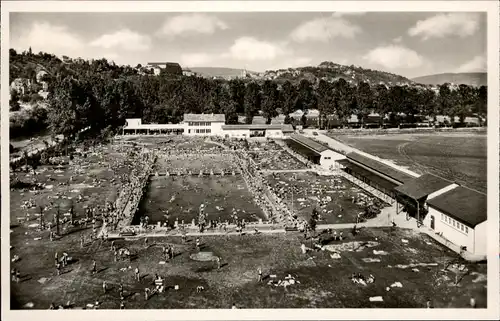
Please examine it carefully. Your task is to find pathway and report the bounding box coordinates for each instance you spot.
[259,169,315,174]
[302,130,419,178]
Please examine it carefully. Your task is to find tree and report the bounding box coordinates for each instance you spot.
[374,84,390,127]
[388,86,408,126]
[244,82,261,124]
[309,207,319,236]
[281,81,297,124]
[229,79,246,114]
[456,84,474,124]
[421,88,438,123]
[474,85,487,126]
[221,86,238,124]
[316,80,335,129]
[296,79,317,112]
[333,79,352,127]
[355,82,374,127]
[261,80,279,124]
[438,83,455,126]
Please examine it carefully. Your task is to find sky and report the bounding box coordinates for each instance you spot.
[9,11,487,78]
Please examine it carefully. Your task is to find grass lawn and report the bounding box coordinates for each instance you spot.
[135,175,266,225]
[333,133,486,193]
[10,226,486,309]
[264,172,387,224]
[249,144,306,171]
[10,144,134,225]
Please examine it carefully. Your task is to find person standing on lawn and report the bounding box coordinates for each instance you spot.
[135,267,140,281]
[91,260,97,275]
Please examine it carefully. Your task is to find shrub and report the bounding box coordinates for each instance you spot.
[10,100,21,111]
[29,93,43,104]
[20,94,31,103]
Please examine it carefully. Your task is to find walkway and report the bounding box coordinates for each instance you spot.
[259,169,315,174]
[302,130,419,178]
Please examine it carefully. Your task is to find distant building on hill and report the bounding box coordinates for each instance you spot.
[182,69,197,77]
[147,62,183,76]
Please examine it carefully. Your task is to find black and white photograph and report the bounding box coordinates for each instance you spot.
[1,1,499,319]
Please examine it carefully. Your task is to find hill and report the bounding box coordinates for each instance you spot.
[412,73,487,87]
[188,67,256,79]
[259,61,414,86]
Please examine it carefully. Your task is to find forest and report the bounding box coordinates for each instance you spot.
[9,49,487,140]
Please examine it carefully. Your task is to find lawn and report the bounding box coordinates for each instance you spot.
[333,132,487,193]
[264,172,388,224]
[248,143,306,171]
[10,144,134,226]
[10,226,486,309]
[135,175,266,225]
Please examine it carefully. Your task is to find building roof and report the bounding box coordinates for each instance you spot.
[426,186,487,227]
[342,161,399,193]
[148,62,180,66]
[222,124,293,132]
[289,134,329,153]
[394,174,454,200]
[183,113,226,122]
[347,152,415,184]
[286,139,322,158]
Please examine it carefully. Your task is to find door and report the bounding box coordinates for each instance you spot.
[430,215,435,230]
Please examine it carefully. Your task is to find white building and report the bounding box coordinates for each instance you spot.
[183,113,225,136]
[221,124,293,139]
[394,174,487,257]
[122,118,184,135]
[122,114,297,139]
[287,134,344,169]
[425,186,487,257]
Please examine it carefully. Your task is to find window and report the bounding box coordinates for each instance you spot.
[461,224,464,231]
[207,129,211,133]
[452,220,455,227]
[465,227,468,233]
[441,214,444,220]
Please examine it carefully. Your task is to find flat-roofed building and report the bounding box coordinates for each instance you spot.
[221,124,294,139]
[122,118,184,135]
[183,113,226,136]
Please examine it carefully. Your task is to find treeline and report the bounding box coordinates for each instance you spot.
[10,50,488,139]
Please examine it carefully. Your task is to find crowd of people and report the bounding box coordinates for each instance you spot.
[110,150,157,230]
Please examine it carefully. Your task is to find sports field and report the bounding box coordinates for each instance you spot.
[334,132,487,193]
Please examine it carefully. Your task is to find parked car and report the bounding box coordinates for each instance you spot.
[313,131,318,136]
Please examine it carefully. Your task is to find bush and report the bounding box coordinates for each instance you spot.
[29,93,43,104]
[10,100,21,111]
[20,94,31,103]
